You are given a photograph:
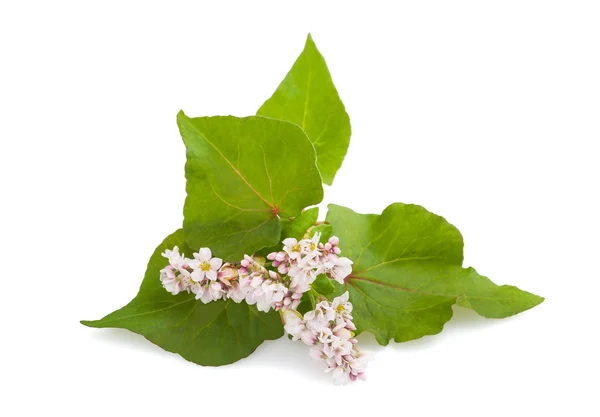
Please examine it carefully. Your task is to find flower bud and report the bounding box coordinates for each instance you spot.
[280,308,303,325]
[334,327,352,340]
[217,264,238,283]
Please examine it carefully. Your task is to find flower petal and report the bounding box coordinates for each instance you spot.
[191,269,205,282]
[206,269,217,281]
[198,247,212,261]
[210,257,223,270]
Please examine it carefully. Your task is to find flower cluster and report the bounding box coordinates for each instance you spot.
[282,292,370,384]
[236,255,300,312]
[159,234,369,384]
[159,232,353,314]
[268,233,353,292]
[159,248,297,312]
[160,247,226,303]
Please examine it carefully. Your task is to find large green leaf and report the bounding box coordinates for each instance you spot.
[326,204,544,345]
[257,34,351,185]
[81,230,284,366]
[178,113,323,261]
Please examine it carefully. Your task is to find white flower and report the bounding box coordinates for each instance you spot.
[282,238,303,261]
[332,291,352,317]
[288,264,316,292]
[331,366,351,385]
[281,291,369,384]
[308,299,336,322]
[327,256,353,284]
[300,330,318,345]
[323,336,353,364]
[350,350,372,374]
[309,346,326,360]
[299,232,321,258]
[189,248,222,282]
[281,309,305,339]
[227,282,250,303]
[160,266,187,295]
[253,281,287,312]
[159,246,194,295]
[188,272,203,295]
[161,246,185,267]
[197,281,223,304]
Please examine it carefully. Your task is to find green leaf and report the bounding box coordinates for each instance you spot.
[178,113,324,261]
[311,275,335,297]
[309,223,332,242]
[81,229,284,366]
[282,207,319,240]
[326,204,544,345]
[257,34,351,185]
[296,291,316,315]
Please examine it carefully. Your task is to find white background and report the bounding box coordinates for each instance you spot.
[1,1,598,415]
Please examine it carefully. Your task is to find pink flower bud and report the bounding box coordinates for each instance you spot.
[217,264,238,282]
[334,328,352,340]
[280,308,303,325]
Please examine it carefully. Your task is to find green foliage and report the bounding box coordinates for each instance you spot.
[258,34,351,185]
[309,223,332,242]
[81,230,284,365]
[178,113,323,261]
[283,207,320,240]
[296,293,314,315]
[326,204,544,345]
[311,275,335,297]
[82,35,543,368]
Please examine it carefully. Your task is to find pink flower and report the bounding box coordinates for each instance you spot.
[189,248,223,282]
[327,256,353,284]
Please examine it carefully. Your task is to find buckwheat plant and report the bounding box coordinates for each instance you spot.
[82,33,543,384]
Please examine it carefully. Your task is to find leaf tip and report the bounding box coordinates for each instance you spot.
[532,294,545,307]
[176,109,187,121]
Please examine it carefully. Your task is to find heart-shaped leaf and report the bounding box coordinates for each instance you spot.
[178,113,324,261]
[258,34,351,185]
[326,204,544,345]
[81,229,284,366]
